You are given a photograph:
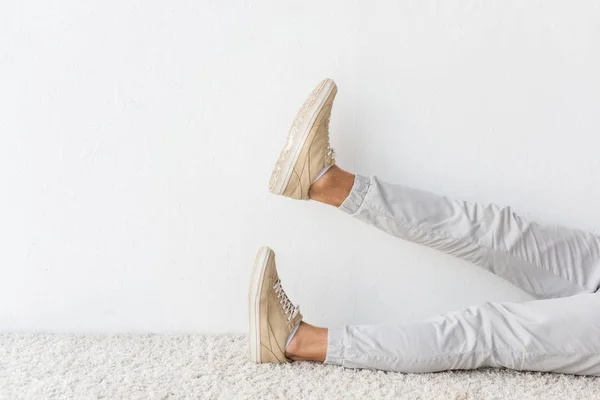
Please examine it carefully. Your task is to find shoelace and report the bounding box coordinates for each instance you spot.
[272,279,300,321]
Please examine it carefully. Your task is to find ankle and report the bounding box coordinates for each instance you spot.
[285,322,328,362]
[308,165,354,207]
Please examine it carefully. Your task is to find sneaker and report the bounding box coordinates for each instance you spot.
[248,247,303,363]
[269,78,337,200]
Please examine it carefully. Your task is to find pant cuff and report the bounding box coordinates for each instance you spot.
[324,327,345,365]
[338,174,370,215]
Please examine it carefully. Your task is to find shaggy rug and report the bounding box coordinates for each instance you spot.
[1,334,599,399]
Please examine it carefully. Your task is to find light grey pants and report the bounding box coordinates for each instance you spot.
[325,175,600,376]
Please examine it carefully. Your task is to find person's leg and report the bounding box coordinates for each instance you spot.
[309,166,600,299]
[287,294,600,376]
[269,78,600,298]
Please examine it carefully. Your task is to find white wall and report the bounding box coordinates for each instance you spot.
[1,1,599,333]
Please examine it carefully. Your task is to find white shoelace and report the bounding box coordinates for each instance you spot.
[272,279,300,321]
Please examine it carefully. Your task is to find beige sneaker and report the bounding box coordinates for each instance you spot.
[248,247,303,363]
[269,78,337,200]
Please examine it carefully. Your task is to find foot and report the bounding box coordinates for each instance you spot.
[269,78,337,200]
[308,165,355,207]
[284,322,328,362]
[248,247,303,363]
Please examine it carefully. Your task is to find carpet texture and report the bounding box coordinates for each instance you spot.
[1,334,599,400]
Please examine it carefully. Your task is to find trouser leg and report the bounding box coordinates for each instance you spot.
[339,175,600,298]
[325,293,600,376]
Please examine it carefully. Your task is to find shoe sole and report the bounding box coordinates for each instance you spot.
[269,78,336,195]
[248,246,272,363]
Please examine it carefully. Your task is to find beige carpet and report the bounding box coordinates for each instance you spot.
[1,334,599,399]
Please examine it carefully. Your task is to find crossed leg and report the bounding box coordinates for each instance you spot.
[286,166,600,376]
